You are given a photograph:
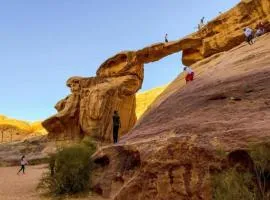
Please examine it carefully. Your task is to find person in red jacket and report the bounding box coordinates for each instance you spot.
[184,66,194,84]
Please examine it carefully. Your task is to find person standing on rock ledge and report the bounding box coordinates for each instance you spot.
[243,27,254,45]
[184,66,194,84]
[112,111,121,143]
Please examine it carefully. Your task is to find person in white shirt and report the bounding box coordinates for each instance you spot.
[17,155,28,175]
[183,67,194,84]
[243,27,254,45]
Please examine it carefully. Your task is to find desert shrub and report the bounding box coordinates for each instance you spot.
[212,167,257,200]
[81,136,96,152]
[212,143,270,200]
[38,138,96,195]
[250,143,270,200]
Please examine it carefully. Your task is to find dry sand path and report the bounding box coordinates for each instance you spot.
[0,165,109,200]
[0,165,47,200]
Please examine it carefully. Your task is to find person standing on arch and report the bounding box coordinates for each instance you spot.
[112,110,121,144]
[165,33,168,43]
[184,66,194,84]
[200,17,205,26]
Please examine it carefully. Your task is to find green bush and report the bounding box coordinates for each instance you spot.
[212,143,270,200]
[250,143,270,200]
[38,138,96,195]
[81,136,96,152]
[212,167,257,200]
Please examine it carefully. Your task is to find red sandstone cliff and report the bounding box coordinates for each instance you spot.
[91,32,270,199]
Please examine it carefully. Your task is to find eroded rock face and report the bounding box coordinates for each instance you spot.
[92,139,216,200]
[182,0,270,65]
[42,37,202,141]
[43,0,269,142]
[90,33,270,199]
[43,60,143,141]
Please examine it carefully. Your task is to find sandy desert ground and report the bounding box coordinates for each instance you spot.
[0,165,109,200]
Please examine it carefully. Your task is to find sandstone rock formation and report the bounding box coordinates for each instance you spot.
[43,62,143,141]
[43,0,269,142]
[0,135,55,166]
[136,85,167,119]
[91,31,270,200]
[0,115,46,143]
[42,37,201,141]
[182,0,270,65]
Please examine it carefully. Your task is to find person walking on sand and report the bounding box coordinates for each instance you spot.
[184,66,194,84]
[165,33,168,43]
[243,27,254,45]
[17,155,28,175]
[112,111,121,144]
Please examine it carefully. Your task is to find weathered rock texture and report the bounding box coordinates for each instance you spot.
[136,85,167,119]
[0,115,46,143]
[43,62,143,141]
[43,0,269,142]
[91,32,270,199]
[182,0,270,65]
[42,39,200,141]
[0,135,53,166]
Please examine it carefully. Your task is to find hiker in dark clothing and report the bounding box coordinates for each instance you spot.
[165,33,168,43]
[200,17,205,25]
[112,111,121,143]
[17,155,28,175]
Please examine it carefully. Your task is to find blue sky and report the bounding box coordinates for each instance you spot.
[0,0,239,121]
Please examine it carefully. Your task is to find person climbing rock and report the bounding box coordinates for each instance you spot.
[112,110,121,143]
[243,27,254,45]
[184,66,194,84]
[17,155,28,175]
[255,21,265,37]
[165,33,168,43]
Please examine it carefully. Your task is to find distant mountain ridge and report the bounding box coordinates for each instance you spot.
[136,85,167,119]
[0,115,46,142]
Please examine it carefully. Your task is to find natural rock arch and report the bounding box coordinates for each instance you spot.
[42,0,270,142]
[42,39,201,142]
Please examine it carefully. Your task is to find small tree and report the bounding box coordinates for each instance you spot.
[38,138,96,195]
